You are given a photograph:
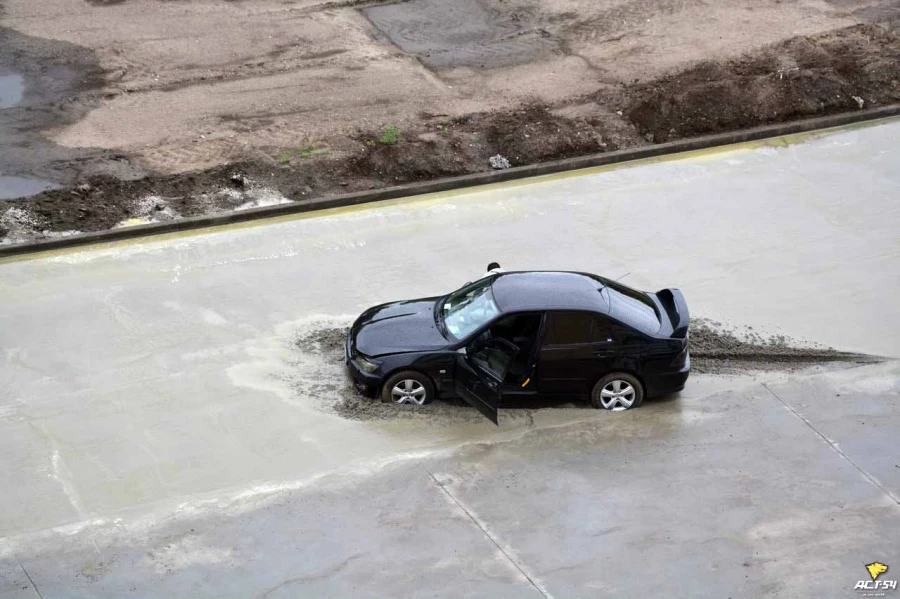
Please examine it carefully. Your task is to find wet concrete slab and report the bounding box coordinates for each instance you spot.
[764,362,900,500]
[1,364,896,598]
[425,365,900,598]
[1,463,545,599]
[0,551,36,599]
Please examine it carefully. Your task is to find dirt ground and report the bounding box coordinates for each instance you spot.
[626,24,900,142]
[287,317,880,424]
[1,0,899,242]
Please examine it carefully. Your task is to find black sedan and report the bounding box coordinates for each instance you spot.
[346,271,690,424]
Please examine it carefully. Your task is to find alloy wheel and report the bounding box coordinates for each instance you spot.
[391,379,428,405]
[600,379,635,411]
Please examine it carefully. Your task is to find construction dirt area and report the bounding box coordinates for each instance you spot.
[1,0,900,243]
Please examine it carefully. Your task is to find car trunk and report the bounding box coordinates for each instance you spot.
[652,288,690,339]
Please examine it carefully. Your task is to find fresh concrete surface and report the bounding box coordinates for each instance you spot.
[764,365,900,501]
[1,121,899,597]
[1,364,898,598]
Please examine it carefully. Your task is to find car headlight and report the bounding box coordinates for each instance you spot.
[353,354,381,373]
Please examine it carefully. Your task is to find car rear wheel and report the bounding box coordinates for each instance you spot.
[381,371,435,406]
[590,373,644,411]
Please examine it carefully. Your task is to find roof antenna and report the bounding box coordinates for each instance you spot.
[599,272,630,296]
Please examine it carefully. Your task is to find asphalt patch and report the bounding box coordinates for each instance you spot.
[364,0,559,69]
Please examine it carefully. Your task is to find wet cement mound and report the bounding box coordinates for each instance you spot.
[689,318,881,375]
[625,24,900,143]
[291,317,881,422]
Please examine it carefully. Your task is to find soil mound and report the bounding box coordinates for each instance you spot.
[348,139,474,184]
[626,25,900,143]
[481,104,614,166]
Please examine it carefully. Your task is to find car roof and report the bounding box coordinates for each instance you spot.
[490,271,610,313]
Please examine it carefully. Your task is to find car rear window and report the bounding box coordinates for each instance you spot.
[602,283,660,335]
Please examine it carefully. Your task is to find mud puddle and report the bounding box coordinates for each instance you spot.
[289,317,881,423]
[0,176,61,200]
[364,0,559,69]
[0,74,24,109]
[291,322,517,424]
[0,27,144,204]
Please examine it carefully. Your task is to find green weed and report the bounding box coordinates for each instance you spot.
[278,143,329,163]
[380,124,400,146]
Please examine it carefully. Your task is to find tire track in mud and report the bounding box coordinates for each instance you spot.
[290,320,515,423]
[689,318,882,375]
[289,317,882,421]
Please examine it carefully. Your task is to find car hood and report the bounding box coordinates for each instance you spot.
[353,298,450,357]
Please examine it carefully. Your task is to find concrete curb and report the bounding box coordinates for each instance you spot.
[3,105,899,258]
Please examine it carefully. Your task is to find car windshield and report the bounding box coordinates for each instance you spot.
[440,278,500,339]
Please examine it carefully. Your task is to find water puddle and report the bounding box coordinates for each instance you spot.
[0,74,25,109]
[0,176,61,199]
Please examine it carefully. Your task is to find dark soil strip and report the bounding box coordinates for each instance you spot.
[625,24,900,143]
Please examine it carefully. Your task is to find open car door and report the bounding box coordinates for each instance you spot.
[454,338,518,425]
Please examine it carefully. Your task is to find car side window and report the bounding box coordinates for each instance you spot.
[545,312,611,345]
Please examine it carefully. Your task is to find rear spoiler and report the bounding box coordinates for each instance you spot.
[655,288,690,338]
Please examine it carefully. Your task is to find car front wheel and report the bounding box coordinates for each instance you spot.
[590,373,644,411]
[381,371,435,406]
